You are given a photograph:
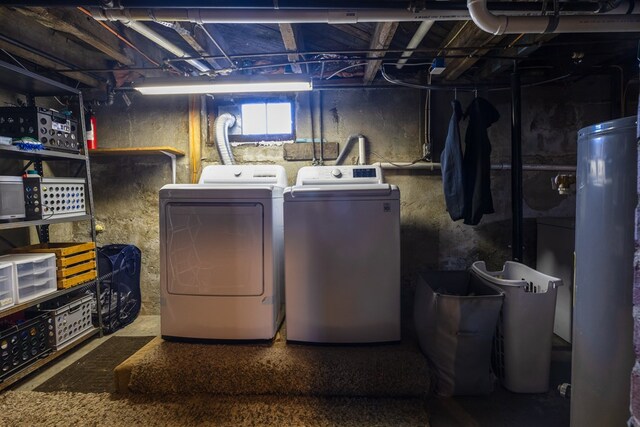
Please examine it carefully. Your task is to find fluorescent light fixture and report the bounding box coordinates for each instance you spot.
[133,74,313,95]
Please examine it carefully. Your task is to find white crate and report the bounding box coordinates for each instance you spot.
[0,261,15,311]
[41,294,93,349]
[41,177,86,219]
[0,253,57,303]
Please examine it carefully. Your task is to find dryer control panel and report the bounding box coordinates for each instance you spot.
[296,165,383,186]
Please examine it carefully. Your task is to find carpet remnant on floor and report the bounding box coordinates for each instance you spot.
[34,336,155,393]
[0,391,430,427]
[126,337,431,396]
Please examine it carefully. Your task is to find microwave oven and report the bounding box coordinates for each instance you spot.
[0,176,25,220]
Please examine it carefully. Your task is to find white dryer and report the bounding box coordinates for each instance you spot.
[284,165,401,343]
[159,165,286,340]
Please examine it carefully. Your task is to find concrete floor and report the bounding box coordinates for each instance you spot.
[13,315,160,391]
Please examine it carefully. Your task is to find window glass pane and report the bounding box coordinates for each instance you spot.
[241,103,267,135]
[266,102,292,134]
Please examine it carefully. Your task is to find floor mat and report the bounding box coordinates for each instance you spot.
[34,336,155,393]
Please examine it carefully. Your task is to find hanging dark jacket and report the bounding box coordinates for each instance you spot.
[462,97,500,225]
[440,100,465,221]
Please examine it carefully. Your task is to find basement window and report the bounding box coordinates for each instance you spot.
[219,99,294,145]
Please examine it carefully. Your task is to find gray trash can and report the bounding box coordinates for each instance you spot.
[470,261,562,393]
[414,271,504,396]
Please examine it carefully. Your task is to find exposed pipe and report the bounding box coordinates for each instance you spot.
[119,19,211,72]
[91,3,640,25]
[374,162,577,172]
[467,0,640,34]
[358,135,366,165]
[92,8,470,23]
[511,69,523,262]
[395,20,434,69]
[336,134,365,165]
[214,113,236,165]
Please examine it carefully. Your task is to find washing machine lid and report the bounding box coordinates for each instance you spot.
[160,184,283,199]
[295,165,384,186]
[199,164,287,187]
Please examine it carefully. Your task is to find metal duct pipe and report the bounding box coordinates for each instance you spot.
[120,19,210,72]
[467,0,640,34]
[214,113,236,165]
[396,20,435,69]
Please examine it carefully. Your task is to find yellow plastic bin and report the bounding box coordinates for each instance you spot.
[470,261,563,393]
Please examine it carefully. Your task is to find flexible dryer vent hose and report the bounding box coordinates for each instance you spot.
[215,113,236,165]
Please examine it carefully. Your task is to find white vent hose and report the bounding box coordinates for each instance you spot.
[215,113,236,165]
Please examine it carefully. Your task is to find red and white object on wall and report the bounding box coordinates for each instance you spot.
[86,114,97,150]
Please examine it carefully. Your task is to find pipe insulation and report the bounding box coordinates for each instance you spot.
[214,113,236,165]
[467,0,640,34]
[120,20,210,72]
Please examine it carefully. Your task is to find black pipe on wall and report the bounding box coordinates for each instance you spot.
[511,69,523,262]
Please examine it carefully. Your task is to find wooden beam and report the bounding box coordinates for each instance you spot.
[363,22,398,85]
[439,22,505,81]
[0,40,101,87]
[15,7,134,67]
[333,24,372,44]
[189,95,202,184]
[278,23,304,73]
[172,22,223,70]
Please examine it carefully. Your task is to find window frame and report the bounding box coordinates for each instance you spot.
[221,96,295,143]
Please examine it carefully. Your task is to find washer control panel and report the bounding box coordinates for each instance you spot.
[296,165,382,185]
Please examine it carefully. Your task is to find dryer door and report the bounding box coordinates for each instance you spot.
[164,202,264,296]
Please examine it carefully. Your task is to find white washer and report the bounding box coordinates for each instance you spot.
[160,165,286,340]
[284,165,401,343]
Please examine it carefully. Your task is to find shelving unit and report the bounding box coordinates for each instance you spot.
[0,59,102,387]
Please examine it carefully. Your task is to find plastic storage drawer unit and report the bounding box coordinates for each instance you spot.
[0,261,16,311]
[471,261,562,393]
[0,253,57,303]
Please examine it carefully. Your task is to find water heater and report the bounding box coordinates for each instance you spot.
[571,116,636,427]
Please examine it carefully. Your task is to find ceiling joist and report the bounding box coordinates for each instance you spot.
[15,7,134,67]
[363,21,398,85]
[278,23,305,73]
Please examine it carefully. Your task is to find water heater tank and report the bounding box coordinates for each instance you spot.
[571,115,637,427]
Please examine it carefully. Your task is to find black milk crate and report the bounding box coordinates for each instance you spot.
[0,313,51,381]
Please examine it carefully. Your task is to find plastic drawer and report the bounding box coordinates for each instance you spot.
[0,253,57,303]
[0,262,15,311]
